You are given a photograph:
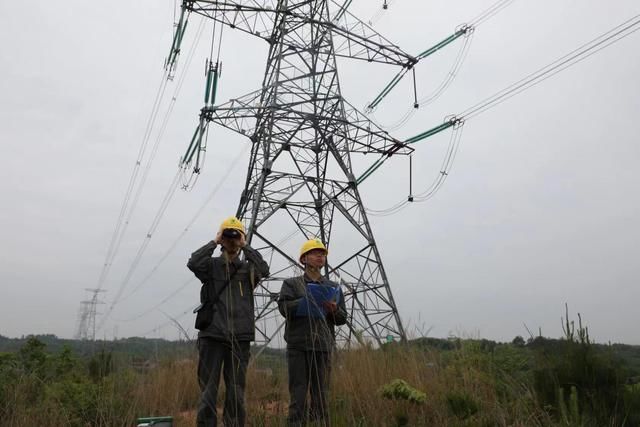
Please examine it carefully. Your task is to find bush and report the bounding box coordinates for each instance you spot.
[446,391,479,420]
[532,305,628,424]
[380,379,427,404]
[623,383,640,426]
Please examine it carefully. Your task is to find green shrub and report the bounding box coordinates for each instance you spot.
[623,383,640,426]
[445,391,479,420]
[532,305,627,424]
[380,379,426,404]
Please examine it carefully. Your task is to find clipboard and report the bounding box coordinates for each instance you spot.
[296,283,341,318]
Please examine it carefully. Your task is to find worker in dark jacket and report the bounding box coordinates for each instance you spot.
[188,216,270,427]
[278,238,347,426]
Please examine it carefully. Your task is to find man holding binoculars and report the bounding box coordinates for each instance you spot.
[188,216,269,427]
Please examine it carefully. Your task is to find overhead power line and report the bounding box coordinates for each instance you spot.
[366,0,517,130]
[461,13,640,119]
[364,13,640,215]
[96,71,171,292]
[94,18,207,329]
[118,144,250,304]
[95,17,206,294]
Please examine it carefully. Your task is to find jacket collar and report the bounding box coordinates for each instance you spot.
[219,250,243,268]
[303,272,328,284]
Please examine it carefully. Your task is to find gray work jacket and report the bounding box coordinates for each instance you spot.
[187,241,269,342]
[278,274,347,352]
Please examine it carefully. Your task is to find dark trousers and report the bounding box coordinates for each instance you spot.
[286,349,331,426]
[197,338,250,427]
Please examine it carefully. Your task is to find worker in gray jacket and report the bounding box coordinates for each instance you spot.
[188,216,270,427]
[278,238,347,426]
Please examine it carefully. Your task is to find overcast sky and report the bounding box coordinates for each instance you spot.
[1,0,639,345]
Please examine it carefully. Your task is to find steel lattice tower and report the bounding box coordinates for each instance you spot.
[74,288,106,341]
[174,0,416,346]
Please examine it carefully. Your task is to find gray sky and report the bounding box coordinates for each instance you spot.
[1,0,639,344]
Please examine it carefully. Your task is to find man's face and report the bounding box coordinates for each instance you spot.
[304,249,326,269]
[221,230,244,252]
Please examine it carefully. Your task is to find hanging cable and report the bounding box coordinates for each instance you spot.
[97,172,183,332]
[181,16,226,188]
[166,6,192,76]
[114,278,195,323]
[99,12,220,319]
[365,13,640,217]
[119,144,250,302]
[370,29,474,131]
[469,0,515,27]
[365,0,516,130]
[112,18,207,260]
[413,123,465,202]
[136,303,199,338]
[103,170,183,317]
[461,14,640,120]
[105,16,234,323]
[110,146,249,324]
[365,24,475,113]
[367,120,465,216]
[416,28,474,107]
[97,18,207,295]
[96,74,171,292]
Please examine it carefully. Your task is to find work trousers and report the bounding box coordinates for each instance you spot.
[286,349,331,426]
[196,337,250,427]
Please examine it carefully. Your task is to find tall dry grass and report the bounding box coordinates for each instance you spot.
[121,343,553,426]
[1,340,612,426]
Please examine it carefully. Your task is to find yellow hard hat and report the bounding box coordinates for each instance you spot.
[299,238,328,263]
[219,216,246,236]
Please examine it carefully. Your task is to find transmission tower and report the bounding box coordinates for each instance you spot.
[74,289,106,341]
[172,0,419,346]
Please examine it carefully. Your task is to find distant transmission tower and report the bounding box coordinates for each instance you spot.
[171,0,420,346]
[75,289,106,341]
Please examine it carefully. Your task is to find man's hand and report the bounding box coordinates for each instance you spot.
[322,301,338,314]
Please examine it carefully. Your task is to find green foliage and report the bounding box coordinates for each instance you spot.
[3,317,640,426]
[531,305,630,424]
[623,383,640,426]
[0,334,194,359]
[445,391,479,420]
[406,336,459,351]
[378,377,425,427]
[512,335,526,347]
[18,336,48,375]
[56,345,77,375]
[0,337,140,425]
[380,379,427,404]
[557,385,582,426]
[0,352,19,416]
[44,378,100,427]
[88,349,113,382]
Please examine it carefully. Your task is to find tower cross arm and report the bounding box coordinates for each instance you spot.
[185,0,279,42]
[326,0,415,66]
[184,0,415,66]
[200,90,414,156]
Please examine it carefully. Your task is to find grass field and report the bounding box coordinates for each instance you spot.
[2,315,640,426]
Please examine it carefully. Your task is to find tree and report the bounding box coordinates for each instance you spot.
[512,336,526,347]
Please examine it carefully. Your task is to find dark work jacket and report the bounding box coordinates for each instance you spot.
[278,274,348,352]
[187,241,270,342]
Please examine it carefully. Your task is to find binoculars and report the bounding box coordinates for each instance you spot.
[222,229,242,239]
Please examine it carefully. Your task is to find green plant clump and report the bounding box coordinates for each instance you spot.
[379,379,427,404]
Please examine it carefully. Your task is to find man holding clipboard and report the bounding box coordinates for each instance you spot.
[278,238,347,426]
